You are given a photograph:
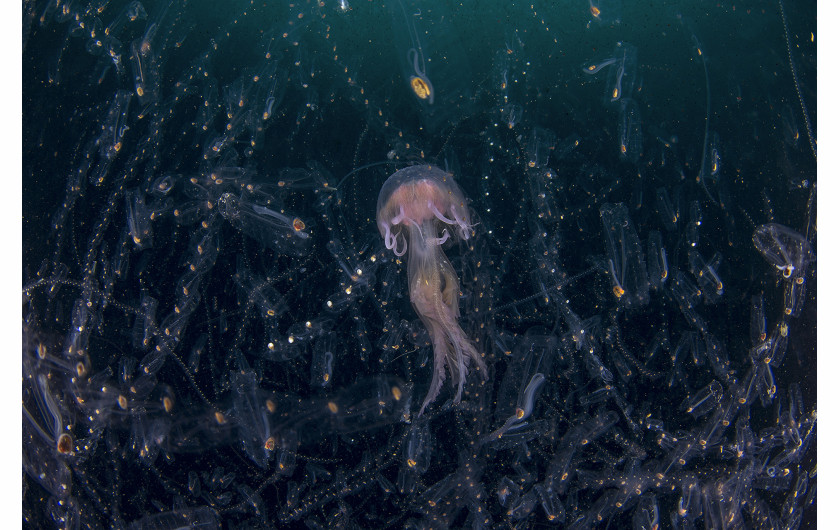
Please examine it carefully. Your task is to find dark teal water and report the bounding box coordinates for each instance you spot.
[23,0,816,528]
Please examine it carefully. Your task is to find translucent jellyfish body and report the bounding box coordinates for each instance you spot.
[377,165,487,416]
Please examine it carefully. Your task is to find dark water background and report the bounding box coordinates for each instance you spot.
[22,0,816,527]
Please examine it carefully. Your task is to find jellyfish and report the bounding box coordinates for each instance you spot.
[377,165,487,416]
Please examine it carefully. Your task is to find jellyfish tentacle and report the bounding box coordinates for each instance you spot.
[451,206,475,240]
[431,229,450,246]
[394,234,407,256]
[428,200,456,225]
[382,222,398,251]
[391,205,406,225]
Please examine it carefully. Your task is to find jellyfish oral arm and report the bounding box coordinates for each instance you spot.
[410,236,487,416]
[412,256,464,416]
[419,320,448,417]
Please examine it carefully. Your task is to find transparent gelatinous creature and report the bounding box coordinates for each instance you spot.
[377,165,487,415]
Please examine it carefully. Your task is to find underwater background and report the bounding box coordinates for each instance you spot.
[22,0,816,528]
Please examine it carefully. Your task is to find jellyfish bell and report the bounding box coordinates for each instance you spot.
[376,165,486,416]
[377,165,474,254]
